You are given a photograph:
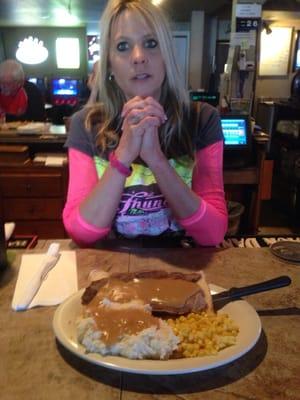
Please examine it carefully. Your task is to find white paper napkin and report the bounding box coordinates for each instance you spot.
[12,251,78,311]
[4,222,15,240]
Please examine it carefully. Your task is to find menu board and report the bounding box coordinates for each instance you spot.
[259,27,292,76]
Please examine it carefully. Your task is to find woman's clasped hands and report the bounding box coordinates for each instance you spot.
[115,96,167,167]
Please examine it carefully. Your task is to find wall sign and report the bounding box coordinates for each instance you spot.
[236,18,260,32]
[259,27,293,76]
[236,4,262,18]
[16,36,48,65]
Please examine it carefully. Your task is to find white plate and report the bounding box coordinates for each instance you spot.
[53,285,261,375]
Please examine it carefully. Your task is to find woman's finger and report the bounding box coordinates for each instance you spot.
[121,96,144,117]
[121,114,161,134]
[124,106,166,126]
[122,96,165,118]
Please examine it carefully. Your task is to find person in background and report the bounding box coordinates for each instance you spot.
[0,59,45,122]
[86,60,100,105]
[63,0,228,247]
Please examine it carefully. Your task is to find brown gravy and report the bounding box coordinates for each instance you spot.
[84,277,200,345]
[86,305,159,345]
[88,277,200,307]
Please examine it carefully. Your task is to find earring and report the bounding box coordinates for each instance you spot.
[108,73,114,81]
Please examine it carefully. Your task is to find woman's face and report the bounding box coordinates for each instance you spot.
[109,9,166,101]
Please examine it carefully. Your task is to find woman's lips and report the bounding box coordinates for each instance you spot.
[132,73,151,80]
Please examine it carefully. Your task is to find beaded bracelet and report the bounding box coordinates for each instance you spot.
[109,151,132,177]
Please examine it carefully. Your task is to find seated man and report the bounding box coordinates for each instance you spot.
[0,59,45,122]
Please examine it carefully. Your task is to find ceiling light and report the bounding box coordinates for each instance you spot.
[53,7,79,25]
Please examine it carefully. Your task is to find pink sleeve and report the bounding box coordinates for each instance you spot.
[178,140,228,246]
[62,148,110,246]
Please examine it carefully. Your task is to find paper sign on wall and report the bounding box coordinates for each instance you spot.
[259,27,292,76]
[236,4,262,18]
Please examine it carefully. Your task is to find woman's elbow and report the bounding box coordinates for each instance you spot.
[190,216,228,247]
[62,206,110,247]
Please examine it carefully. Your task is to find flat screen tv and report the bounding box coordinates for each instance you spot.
[220,114,252,168]
[27,77,46,94]
[51,78,79,97]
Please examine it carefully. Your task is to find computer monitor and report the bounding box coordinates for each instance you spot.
[27,77,46,94]
[28,77,38,85]
[220,114,252,167]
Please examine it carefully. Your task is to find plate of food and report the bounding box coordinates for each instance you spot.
[53,270,261,375]
[16,122,45,134]
[0,121,27,130]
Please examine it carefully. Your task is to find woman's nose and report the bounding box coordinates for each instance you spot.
[132,45,147,64]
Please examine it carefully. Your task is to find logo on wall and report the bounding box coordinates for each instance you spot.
[16,36,49,65]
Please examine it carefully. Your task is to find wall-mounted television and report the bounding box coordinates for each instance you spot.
[51,78,79,96]
[50,77,80,106]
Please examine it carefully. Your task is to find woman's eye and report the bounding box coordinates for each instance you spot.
[117,41,129,51]
[144,38,158,49]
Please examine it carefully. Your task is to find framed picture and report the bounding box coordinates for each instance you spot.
[259,27,293,76]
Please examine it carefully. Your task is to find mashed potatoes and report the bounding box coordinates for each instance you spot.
[77,299,179,360]
[77,300,239,360]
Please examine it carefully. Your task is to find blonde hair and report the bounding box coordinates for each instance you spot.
[87,0,193,160]
[0,59,25,83]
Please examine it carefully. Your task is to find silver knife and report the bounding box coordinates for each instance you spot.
[17,243,61,310]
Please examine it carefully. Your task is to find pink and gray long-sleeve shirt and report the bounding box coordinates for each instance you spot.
[63,102,228,247]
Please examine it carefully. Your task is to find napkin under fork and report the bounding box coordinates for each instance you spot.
[12,246,78,311]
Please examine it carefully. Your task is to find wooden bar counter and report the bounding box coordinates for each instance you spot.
[1,241,299,399]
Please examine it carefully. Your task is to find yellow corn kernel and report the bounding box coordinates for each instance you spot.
[166,310,239,358]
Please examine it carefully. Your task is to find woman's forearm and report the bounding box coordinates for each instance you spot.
[63,148,127,239]
[180,141,228,245]
[149,141,227,246]
[79,162,127,227]
[148,157,201,219]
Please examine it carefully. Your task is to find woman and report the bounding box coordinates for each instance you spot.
[63,0,227,247]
